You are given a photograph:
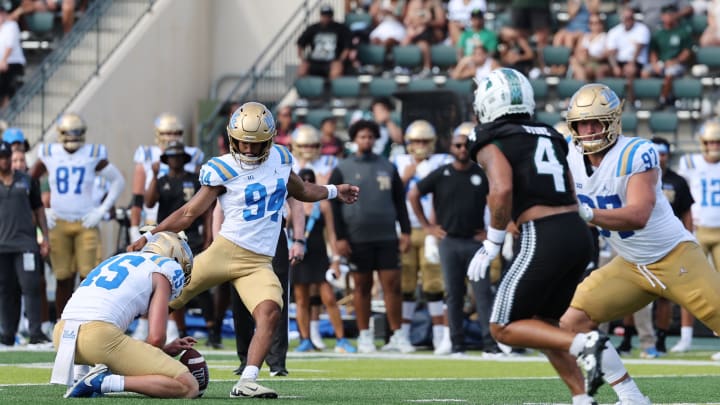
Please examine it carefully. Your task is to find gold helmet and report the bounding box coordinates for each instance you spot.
[57,113,87,152]
[154,113,184,150]
[227,102,276,165]
[141,231,193,299]
[698,119,720,162]
[405,120,436,159]
[291,124,321,161]
[567,83,624,155]
[453,122,475,138]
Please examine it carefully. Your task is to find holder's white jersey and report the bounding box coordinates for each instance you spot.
[199,146,293,256]
[392,153,453,228]
[38,143,107,221]
[61,252,185,332]
[567,136,694,264]
[677,153,720,227]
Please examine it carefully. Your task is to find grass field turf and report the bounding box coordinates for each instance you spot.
[2,337,720,404]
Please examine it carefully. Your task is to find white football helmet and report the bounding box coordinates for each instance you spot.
[566,83,623,155]
[698,119,720,162]
[142,231,193,299]
[291,124,321,161]
[473,68,535,124]
[57,113,87,152]
[154,113,184,150]
[227,102,276,165]
[405,120,436,160]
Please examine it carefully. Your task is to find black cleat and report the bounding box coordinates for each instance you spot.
[577,331,609,396]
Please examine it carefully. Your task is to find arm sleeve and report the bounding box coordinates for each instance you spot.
[98,163,125,210]
[328,167,348,240]
[415,167,439,196]
[29,178,43,210]
[391,167,411,234]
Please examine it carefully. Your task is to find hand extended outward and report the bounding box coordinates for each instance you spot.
[163,336,197,357]
[336,184,360,204]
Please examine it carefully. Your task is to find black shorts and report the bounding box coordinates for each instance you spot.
[490,212,593,325]
[308,61,331,77]
[349,240,400,273]
[510,7,551,32]
[0,64,24,98]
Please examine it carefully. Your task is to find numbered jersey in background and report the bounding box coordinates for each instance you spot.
[292,155,338,178]
[567,136,694,264]
[61,252,185,332]
[677,153,720,228]
[392,153,453,228]
[37,143,107,221]
[200,146,293,257]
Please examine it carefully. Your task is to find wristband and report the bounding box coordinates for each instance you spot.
[142,230,157,244]
[331,255,342,262]
[486,226,507,245]
[293,238,306,245]
[324,184,338,200]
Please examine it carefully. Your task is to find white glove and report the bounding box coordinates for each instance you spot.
[578,202,594,222]
[467,240,501,281]
[129,226,142,243]
[45,208,56,230]
[501,232,514,261]
[424,234,440,264]
[82,207,105,229]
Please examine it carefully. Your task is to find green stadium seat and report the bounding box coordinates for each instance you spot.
[649,111,678,135]
[24,11,55,34]
[696,46,720,69]
[368,77,398,97]
[621,111,638,135]
[530,79,549,102]
[691,14,708,36]
[556,78,585,99]
[393,45,423,70]
[406,79,436,92]
[304,109,334,129]
[604,12,620,30]
[345,12,373,30]
[672,77,702,100]
[535,111,563,126]
[543,46,572,69]
[357,44,386,68]
[443,79,474,97]
[294,77,325,99]
[632,78,663,108]
[598,78,626,99]
[430,44,457,71]
[331,76,361,98]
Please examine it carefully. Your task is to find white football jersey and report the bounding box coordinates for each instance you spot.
[392,153,453,228]
[61,252,185,332]
[133,144,204,223]
[677,153,720,227]
[38,143,108,221]
[567,136,694,264]
[292,155,338,178]
[200,146,293,256]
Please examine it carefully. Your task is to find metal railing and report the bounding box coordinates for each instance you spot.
[197,0,345,156]
[2,0,155,146]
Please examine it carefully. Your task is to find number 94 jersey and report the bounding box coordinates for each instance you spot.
[200,145,293,257]
[567,136,694,264]
[37,143,107,221]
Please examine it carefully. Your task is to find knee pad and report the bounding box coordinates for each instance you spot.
[402,292,416,302]
[423,291,445,303]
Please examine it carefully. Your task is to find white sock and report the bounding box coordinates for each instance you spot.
[572,394,594,405]
[680,326,693,342]
[432,325,445,347]
[401,323,411,338]
[240,365,259,381]
[101,375,124,393]
[612,376,642,398]
[569,333,588,357]
[601,341,628,383]
[427,300,444,317]
[402,301,416,322]
[310,320,321,337]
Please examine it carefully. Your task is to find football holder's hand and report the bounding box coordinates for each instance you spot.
[81,207,105,229]
[45,208,56,230]
[578,202,594,222]
[336,184,360,204]
[467,239,501,281]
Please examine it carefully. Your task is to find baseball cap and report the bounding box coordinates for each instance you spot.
[320,4,333,15]
[2,127,25,144]
[161,140,191,164]
[0,141,11,157]
[470,9,484,19]
[661,4,678,14]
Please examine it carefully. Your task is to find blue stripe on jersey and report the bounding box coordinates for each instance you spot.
[90,144,97,157]
[615,138,646,177]
[149,255,171,267]
[207,160,229,181]
[144,146,151,162]
[274,145,291,164]
[683,154,695,169]
[44,144,52,157]
[211,157,238,179]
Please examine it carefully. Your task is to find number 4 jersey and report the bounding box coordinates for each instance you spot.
[37,143,107,221]
[200,145,293,257]
[61,252,186,332]
[567,135,694,264]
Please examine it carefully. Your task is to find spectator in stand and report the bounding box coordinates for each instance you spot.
[628,0,694,32]
[2,126,29,152]
[31,0,88,34]
[508,0,551,70]
[450,42,500,81]
[0,2,25,109]
[606,7,650,99]
[274,106,297,147]
[456,9,498,60]
[701,0,720,46]
[641,4,694,106]
[569,12,610,81]
[319,117,345,158]
[369,0,406,60]
[446,0,486,46]
[401,0,446,76]
[370,96,404,158]
[496,27,535,77]
[553,1,600,49]
[297,5,351,80]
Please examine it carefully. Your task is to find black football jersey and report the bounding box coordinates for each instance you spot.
[468,118,576,221]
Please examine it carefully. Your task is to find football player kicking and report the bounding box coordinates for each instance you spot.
[560,83,720,404]
[50,232,199,398]
[467,68,611,405]
[128,102,359,398]
[30,113,125,317]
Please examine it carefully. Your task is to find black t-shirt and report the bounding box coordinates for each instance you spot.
[297,21,351,63]
[662,168,694,219]
[416,163,489,238]
[468,118,576,222]
[156,172,203,252]
[0,171,42,253]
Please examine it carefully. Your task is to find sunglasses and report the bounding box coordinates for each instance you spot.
[453,143,468,149]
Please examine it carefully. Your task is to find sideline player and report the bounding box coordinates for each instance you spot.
[128,102,359,398]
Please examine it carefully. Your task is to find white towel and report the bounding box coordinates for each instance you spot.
[50,320,82,386]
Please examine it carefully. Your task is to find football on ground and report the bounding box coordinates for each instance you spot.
[179,348,209,396]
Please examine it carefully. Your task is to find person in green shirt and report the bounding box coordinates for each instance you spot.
[456,9,498,60]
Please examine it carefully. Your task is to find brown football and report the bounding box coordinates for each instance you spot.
[179,348,209,396]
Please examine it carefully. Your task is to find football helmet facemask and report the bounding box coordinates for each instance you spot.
[154,113,184,150]
[142,231,193,288]
[291,124,321,161]
[405,120,436,160]
[473,68,535,124]
[699,119,720,162]
[227,102,276,166]
[57,113,87,152]
[567,83,623,155]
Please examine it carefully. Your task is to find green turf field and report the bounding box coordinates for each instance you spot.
[2,336,720,404]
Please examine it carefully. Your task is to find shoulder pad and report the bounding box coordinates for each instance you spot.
[133,145,154,164]
[273,145,293,165]
[148,254,186,301]
[614,138,656,177]
[199,156,239,186]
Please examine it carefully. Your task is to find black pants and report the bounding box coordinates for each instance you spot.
[0,252,43,344]
[232,229,290,372]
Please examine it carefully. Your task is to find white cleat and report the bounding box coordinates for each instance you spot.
[357,330,377,353]
[615,394,652,405]
[669,340,691,353]
[230,379,278,398]
[381,330,415,354]
[711,351,720,361]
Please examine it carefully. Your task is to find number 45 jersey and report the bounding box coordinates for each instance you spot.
[37,143,107,221]
[200,145,293,257]
[567,135,694,264]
